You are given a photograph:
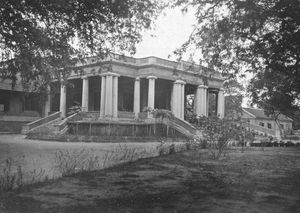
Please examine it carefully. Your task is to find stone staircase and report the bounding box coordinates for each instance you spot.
[22,112,61,134]
[23,110,202,140]
[161,116,202,140]
[68,111,201,139]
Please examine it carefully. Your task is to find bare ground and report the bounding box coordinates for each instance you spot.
[1,147,300,213]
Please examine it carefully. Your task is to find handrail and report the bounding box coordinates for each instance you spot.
[151,111,198,138]
[56,112,82,131]
[22,112,60,133]
[170,116,197,135]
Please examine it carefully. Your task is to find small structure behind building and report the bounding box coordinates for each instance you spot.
[241,108,293,139]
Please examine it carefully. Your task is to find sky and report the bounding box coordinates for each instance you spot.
[133,7,251,107]
[134,7,197,61]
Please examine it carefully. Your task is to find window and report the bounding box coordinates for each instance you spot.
[267,123,272,129]
[259,122,264,127]
[0,104,4,112]
[286,124,290,130]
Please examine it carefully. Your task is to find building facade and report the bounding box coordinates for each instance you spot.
[241,108,293,139]
[48,54,225,120]
[0,54,225,133]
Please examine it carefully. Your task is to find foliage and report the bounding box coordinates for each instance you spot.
[152,109,174,119]
[0,157,47,191]
[190,116,253,159]
[142,108,175,120]
[0,0,163,91]
[223,78,244,119]
[156,142,192,156]
[54,149,101,177]
[55,145,151,177]
[0,158,23,191]
[172,0,300,117]
[224,95,243,119]
[142,106,154,113]
[168,144,176,154]
[67,101,82,116]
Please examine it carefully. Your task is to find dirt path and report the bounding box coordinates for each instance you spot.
[1,147,300,213]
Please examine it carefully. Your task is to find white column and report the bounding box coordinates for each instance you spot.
[105,75,113,117]
[100,76,106,118]
[60,83,67,118]
[81,76,89,112]
[112,76,118,118]
[171,83,178,116]
[100,72,120,118]
[133,77,140,117]
[171,80,185,119]
[206,89,209,116]
[147,76,157,109]
[44,85,51,117]
[180,83,185,119]
[195,85,208,117]
[217,88,225,118]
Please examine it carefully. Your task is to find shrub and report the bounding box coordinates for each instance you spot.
[200,139,208,149]
[156,142,168,156]
[152,109,174,119]
[185,142,191,151]
[190,116,251,159]
[54,149,101,177]
[54,145,151,177]
[67,101,81,116]
[0,158,23,191]
[168,144,176,154]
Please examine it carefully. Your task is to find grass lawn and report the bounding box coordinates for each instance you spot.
[0,134,160,182]
[1,147,300,213]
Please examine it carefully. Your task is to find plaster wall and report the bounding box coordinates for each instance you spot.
[9,93,23,113]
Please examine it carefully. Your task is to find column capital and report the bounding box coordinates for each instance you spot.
[174,80,186,85]
[198,84,208,89]
[219,88,225,92]
[100,72,120,77]
[81,75,89,79]
[146,75,157,80]
[135,77,141,81]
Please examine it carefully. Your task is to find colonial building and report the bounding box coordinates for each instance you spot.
[1,54,225,135]
[0,75,43,132]
[46,54,225,120]
[241,108,293,139]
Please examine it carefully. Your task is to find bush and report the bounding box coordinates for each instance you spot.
[200,139,208,149]
[185,142,191,151]
[152,109,174,119]
[0,158,23,191]
[55,145,150,177]
[67,101,81,116]
[190,116,251,159]
[168,144,176,154]
[0,158,47,191]
[285,141,295,147]
[54,149,101,177]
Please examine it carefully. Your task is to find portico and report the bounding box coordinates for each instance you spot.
[54,54,225,121]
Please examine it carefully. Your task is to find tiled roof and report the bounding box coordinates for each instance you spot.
[243,108,293,122]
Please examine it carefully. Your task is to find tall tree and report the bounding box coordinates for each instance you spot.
[172,0,300,117]
[223,79,244,119]
[0,0,162,91]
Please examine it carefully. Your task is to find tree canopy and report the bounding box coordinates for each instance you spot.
[173,0,300,117]
[223,79,244,119]
[0,0,162,91]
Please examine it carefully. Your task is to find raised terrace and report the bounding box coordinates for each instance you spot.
[2,53,225,138]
